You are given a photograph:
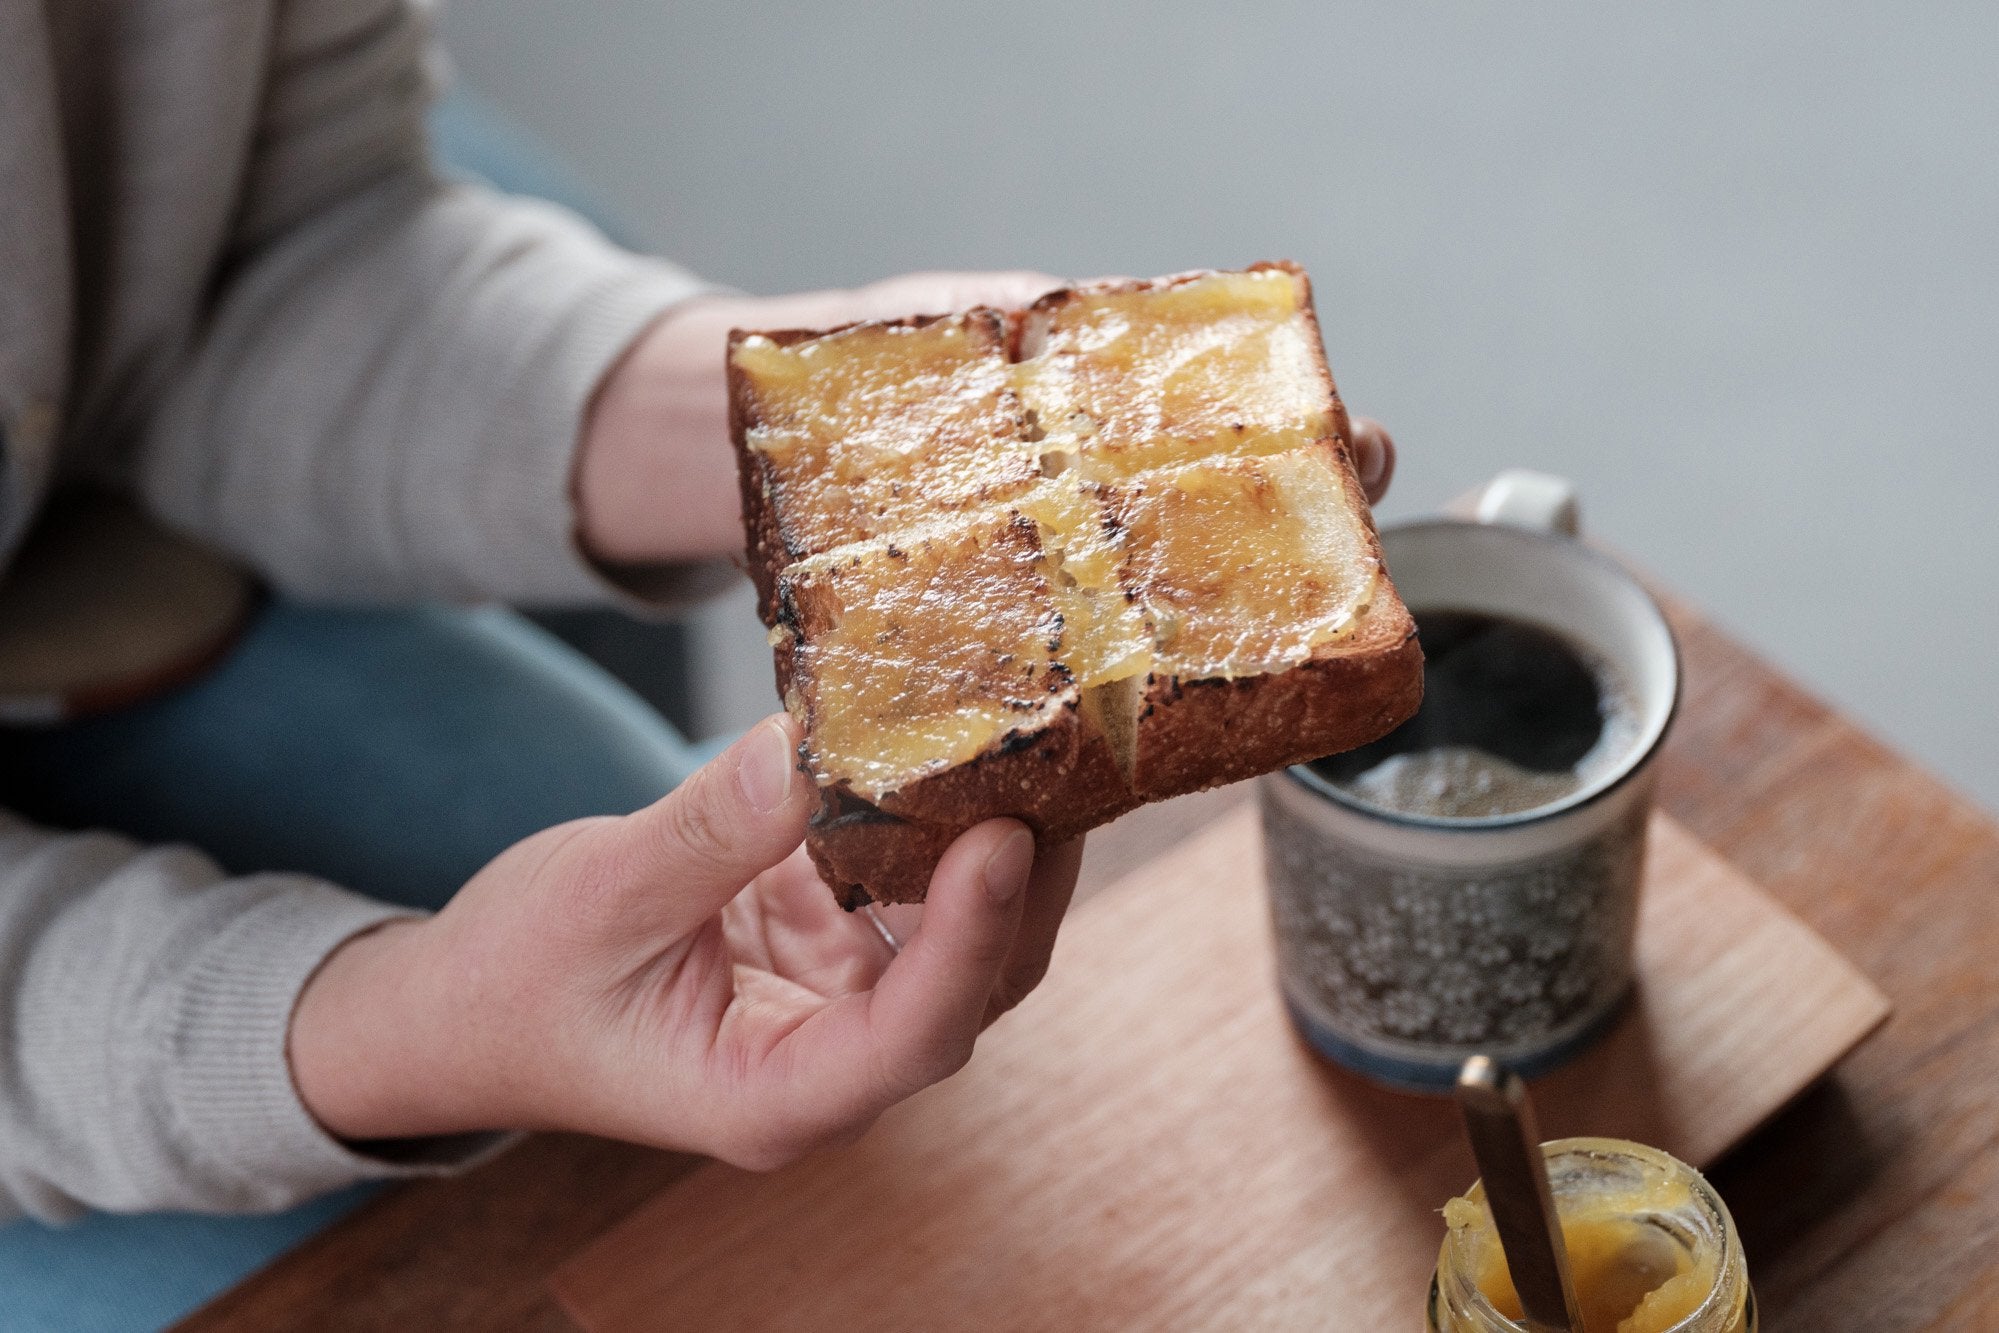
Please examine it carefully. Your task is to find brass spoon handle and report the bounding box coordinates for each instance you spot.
[1455,1057,1584,1333]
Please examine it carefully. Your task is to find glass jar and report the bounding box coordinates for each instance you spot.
[1428,1138,1755,1333]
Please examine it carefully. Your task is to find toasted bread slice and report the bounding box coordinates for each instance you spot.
[732,263,1421,906]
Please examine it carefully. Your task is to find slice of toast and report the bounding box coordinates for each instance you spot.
[732,263,1422,906]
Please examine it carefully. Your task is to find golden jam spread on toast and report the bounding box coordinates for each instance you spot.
[1111,450,1377,680]
[1014,267,1333,479]
[739,266,1382,799]
[733,315,1036,554]
[779,515,1069,797]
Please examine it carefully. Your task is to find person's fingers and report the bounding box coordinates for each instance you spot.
[764,820,1032,1151]
[985,837,1084,1026]
[1350,416,1396,503]
[732,845,897,997]
[861,819,1033,1083]
[577,714,812,936]
[858,834,1085,1015]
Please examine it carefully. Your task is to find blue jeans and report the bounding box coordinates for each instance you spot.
[0,603,702,1330]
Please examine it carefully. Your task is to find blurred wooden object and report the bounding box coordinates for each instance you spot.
[178,602,1999,1331]
[0,493,254,722]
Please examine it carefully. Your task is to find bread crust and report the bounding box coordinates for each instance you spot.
[805,708,1139,908]
[731,264,1422,906]
[727,327,789,619]
[805,793,963,911]
[1131,605,1420,801]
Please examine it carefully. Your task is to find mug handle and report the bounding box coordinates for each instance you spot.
[1468,468,1580,537]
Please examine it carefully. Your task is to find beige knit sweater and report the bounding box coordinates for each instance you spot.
[0,0,713,1221]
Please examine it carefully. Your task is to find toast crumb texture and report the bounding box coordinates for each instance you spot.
[731,263,1421,906]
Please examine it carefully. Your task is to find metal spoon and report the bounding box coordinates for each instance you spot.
[1455,1056,1584,1333]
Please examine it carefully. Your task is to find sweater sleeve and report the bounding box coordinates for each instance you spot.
[136,0,727,607]
[0,813,502,1223]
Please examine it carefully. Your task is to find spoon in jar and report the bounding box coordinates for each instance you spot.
[1455,1056,1584,1333]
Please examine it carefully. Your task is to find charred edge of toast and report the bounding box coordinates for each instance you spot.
[769,575,809,702]
[808,789,958,910]
[726,336,787,623]
[809,788,909,911]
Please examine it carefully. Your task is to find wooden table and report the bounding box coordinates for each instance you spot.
[181,603,1999,1331]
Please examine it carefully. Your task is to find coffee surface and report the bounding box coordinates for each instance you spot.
[1311,609,1635,819]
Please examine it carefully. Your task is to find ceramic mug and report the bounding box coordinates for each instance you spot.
[1259,471,1680,1091]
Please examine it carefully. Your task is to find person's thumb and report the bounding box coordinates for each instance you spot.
[761,820,1034,1145]
[582,714,814,931]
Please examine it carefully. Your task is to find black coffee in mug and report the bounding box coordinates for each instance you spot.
[1310,609,1639,819]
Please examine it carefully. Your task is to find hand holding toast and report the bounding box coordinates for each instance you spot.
[290,715,1081,1168]
[294,267,1403,1158]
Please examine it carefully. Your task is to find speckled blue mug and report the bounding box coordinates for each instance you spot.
[1261,473,1680,1092]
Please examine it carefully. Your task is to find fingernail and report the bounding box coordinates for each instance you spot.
[1357,439,1385,491]
[982,827,1036,906]
[737,719,797,815]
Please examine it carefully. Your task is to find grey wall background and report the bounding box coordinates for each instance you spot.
[438,3,1999,812]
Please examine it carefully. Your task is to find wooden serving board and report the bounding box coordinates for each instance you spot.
[553,807,1888,1332]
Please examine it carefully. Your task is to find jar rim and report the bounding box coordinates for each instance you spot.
[1436,1137,1747,1333]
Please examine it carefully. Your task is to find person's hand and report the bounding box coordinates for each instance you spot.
[1347,416,1395,503]
[575,271,1396,567]
[289,715,1081,1168]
